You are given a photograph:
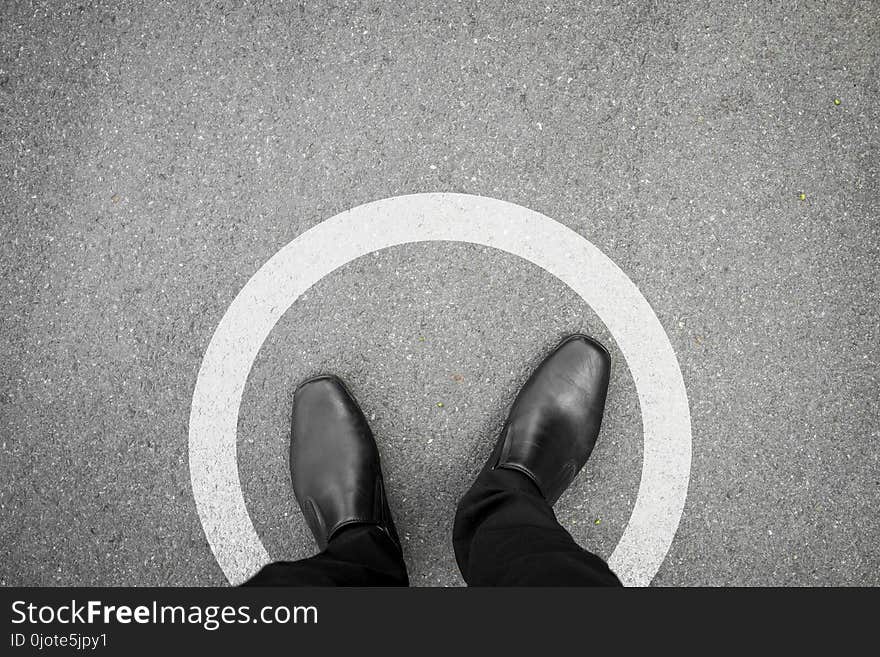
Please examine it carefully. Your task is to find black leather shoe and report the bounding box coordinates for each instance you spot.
[483,334,612,505]
[291,375,401,551]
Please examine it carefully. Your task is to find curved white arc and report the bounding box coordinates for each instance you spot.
[188,193,692,586]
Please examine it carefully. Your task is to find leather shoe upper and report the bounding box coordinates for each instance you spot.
[488,334,611,505]
[290,375,400,551]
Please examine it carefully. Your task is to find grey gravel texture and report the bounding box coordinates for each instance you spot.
[1,0,878,586]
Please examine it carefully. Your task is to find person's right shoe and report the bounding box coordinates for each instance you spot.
[481,334,612,505]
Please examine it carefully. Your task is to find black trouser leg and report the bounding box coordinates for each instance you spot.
[453,467,622,586]
[242,524,408,586]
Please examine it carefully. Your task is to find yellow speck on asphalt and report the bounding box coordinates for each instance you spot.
[436,402,444,408]
[798,193,806,201]
[594,519,601,525]
[834,98,841,105]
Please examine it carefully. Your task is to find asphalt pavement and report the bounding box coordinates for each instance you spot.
[1,0,878,585]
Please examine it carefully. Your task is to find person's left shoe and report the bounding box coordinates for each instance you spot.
[290,375,401,551]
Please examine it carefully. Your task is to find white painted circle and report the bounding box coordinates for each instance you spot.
[188,193,692,586]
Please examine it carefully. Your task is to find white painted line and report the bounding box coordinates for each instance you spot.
[188,193,692,586]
